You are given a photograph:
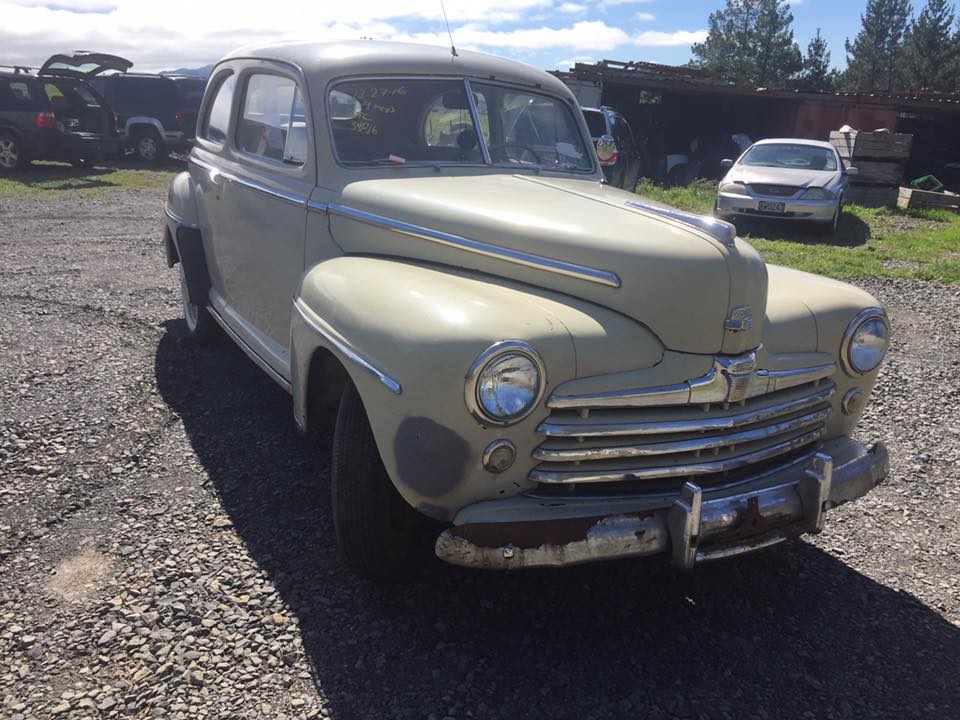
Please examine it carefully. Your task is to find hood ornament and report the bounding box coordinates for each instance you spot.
[724,305,754,332]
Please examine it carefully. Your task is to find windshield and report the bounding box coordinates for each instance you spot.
[740,143,838,171]
[329,78,593,172]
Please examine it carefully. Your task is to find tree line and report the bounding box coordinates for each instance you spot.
[690,0,960,93]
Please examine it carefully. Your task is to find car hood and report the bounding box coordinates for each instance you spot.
[329,173,767,355]
[726,165,839,188]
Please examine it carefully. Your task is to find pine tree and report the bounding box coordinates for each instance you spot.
[902,0,959,90]
[691,0,802,86]
[798,28,838,91]
[843,0,913,92]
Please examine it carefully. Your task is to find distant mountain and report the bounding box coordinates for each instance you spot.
[162,63,214,78]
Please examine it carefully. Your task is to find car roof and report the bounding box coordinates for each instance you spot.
[221,40,572,97]
[750,138,836,150]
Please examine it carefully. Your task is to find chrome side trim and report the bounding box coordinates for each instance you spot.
[164,206,199,230]
[529,429,823,484]
[207,306,291,394]
[539,385,835,438]
[307,199,329,214]
[548,353,835,410]
[327,204,621,288]
[293,299,401,395]
[533,408,829,462]
[188,156,307,207]
[625,200,737,247]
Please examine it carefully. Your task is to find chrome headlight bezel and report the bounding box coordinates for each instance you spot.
[465,340,546,426]
[840,308,890,376]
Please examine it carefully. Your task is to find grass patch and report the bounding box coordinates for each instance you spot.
[636,179,960,284]
[0,161,177,200]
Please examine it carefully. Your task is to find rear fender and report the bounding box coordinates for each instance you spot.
[164,170,209,306]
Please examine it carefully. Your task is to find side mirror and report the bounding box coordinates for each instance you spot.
[720,158,734,170]
[845,166,859,177]
[595,135,618,165]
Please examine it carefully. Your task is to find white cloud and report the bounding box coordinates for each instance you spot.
[0,0,704,71]
[634,29,708,47]
[633,11,655,21]
[555,54,595,69]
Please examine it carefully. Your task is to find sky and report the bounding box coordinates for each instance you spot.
[0,0,936,75]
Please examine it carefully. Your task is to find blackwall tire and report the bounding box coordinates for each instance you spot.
[134,128,166,163]
[0,132,25,173]
[331,382,430,581]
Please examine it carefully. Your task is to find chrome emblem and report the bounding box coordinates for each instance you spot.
[716,352,757,403]
[724,305,754,332]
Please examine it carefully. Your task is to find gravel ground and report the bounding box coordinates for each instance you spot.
[1,187,958,720]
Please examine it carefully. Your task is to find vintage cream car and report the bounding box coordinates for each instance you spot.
[163,41,890,578]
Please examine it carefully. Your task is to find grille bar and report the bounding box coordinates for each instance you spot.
[530,429,824,485]
[538,385,835,439]
[533,407,828,462]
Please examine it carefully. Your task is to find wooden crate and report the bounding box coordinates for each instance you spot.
[830,130,913,161]
[898,186,960,211]
[850,159,904,186]
[846,184,900,208]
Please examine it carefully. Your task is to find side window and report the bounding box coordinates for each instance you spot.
[201,73,235,145]
[8,81,34,103]
[236,73,305,165]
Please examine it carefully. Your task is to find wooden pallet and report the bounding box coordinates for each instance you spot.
[830,130,913,161]
[851,159,904,186]
[898,186,960,211]
[846,184,900,208]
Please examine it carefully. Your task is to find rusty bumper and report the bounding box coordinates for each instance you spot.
[435,439,889,570]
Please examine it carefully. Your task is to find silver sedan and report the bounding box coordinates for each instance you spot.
[715,138,857,233]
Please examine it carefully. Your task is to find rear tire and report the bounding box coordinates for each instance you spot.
[331,382,429,581]
[133,127,165,163]
[0,131,25,173]
[178,262,216,342]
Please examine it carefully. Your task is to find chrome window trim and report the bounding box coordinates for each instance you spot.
[533,407,829,462]
[529,429,823,485]
[624,200,737,248]
[463,78,492,165]
[548,353,835,410]
[294,299,401,395]
[327,203,621,288]
[463,340,547,426]
[538,386,836,438]
[839,307,889,377]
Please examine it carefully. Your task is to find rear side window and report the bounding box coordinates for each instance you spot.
[236,73,306,165]
[583,110,607,138]
[201,73,235,144]
[7,81,35,104]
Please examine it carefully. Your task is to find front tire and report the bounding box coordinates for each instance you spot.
[133,127,165,163]
[0,131,26,173]
[331,382,428,580]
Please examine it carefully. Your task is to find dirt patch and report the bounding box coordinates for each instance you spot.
[47,550,112,602]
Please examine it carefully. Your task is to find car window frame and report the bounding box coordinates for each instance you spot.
[325,74,597,175]
[196,68,237,151]
[232,68,311,174]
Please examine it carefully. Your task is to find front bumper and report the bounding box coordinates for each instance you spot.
[435,438,888,570]
[716,192,838,221]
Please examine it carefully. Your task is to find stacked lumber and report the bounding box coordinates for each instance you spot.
[898,186,960,211]
[829,129,913,208]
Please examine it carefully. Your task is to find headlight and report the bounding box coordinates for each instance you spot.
[718,181,747,194]
[466,341,545,425]
[800,187,835,200]
[841,308,889,376]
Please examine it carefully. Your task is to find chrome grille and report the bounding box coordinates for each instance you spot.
[749,184,800,197]
[530,361,835,491]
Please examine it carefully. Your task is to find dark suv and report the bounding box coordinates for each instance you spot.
[0,53,126,173]
[90,73,202,162]
[582,105,643,191]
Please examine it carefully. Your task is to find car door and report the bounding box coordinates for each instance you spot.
[191,62,312,379]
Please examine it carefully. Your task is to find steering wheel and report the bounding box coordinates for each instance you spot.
[491,141,542,165]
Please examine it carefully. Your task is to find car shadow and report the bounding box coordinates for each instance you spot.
[732,211,871,247]
[154,320,960,718]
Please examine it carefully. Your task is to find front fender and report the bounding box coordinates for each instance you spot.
[290,257,662,520]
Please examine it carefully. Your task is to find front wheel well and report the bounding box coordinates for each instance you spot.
[305,347,350,435]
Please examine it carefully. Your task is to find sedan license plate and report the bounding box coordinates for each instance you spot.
[758,200,786,213]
